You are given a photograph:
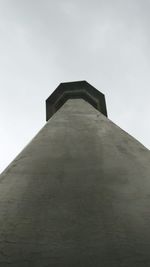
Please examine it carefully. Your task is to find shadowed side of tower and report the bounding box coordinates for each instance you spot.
[0,81,150,267]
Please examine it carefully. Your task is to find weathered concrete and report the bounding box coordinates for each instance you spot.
[0,96,150,266]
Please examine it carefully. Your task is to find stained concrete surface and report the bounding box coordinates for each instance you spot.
[0,99,150,266]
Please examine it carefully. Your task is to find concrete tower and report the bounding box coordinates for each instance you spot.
[0,81,150,267]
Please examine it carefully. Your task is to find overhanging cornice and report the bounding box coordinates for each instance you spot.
[46,81,107,121]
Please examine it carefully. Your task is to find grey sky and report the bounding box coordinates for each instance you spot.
[0,0,150,173]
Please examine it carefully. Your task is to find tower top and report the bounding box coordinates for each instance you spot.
[46,80,107,121]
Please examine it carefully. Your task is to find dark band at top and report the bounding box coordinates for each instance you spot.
[46,81,107,121]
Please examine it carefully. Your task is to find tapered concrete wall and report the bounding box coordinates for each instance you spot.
[0,99,150,266]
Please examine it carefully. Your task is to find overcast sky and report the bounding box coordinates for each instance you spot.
[0,0,150,173]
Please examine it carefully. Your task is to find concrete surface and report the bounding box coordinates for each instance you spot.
[0,99,150,266]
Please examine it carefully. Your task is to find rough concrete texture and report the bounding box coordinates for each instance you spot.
[0,99,150,267]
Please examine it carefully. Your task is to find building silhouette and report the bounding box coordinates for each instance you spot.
[0,81,150,266]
